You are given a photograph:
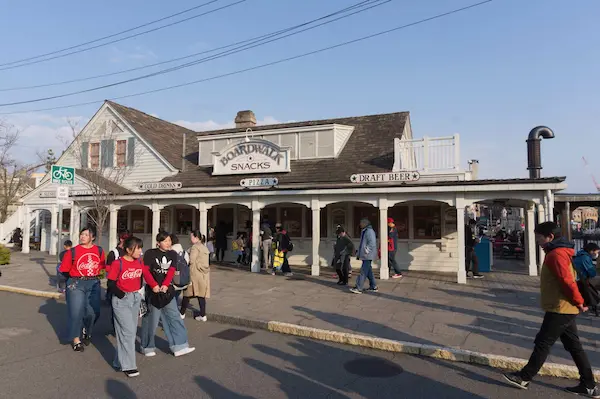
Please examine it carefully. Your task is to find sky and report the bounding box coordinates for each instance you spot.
[0,0,598,192]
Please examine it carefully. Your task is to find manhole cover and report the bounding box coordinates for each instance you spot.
[210,328,255,342]
[344,357,403,378]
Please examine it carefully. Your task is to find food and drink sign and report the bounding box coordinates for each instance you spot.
[240,177,279,188]
[350,172,421,184]
[138,182,183,191]
[212,139,290,176]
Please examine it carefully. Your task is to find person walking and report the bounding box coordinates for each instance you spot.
[465,219,484,279]
[59,227,105,352]
[170,233,190,294]
[141,231,195,358]
[387,218,403,279]
[107,236,145,378]
[573,242,600,316]
[350,218,378,294]
[503,222,599,397]
[260,218,273,270]
[180,230,211,321]
[56,240,73,293]
[333,225,354,286]
[273,223,293,276]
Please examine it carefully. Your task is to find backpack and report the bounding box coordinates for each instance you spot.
[279,233,293,252]
[172,250,190,287]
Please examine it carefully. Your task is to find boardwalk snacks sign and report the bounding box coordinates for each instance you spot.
[212,139,290,176]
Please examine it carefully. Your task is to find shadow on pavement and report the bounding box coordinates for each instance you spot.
[195,376,257,398]
[105,378,137,399]
[246,338,487,399]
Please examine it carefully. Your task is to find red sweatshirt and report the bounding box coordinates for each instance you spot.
[107,258,144,293]
[59,245,106,277]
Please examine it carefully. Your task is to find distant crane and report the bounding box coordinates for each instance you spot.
[582,156,600,192]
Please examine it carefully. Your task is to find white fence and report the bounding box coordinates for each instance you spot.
[393,135,460,173]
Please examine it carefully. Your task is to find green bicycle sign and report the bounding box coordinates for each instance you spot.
[51,165,75,185]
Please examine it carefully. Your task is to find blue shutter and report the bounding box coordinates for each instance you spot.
[127,137,135,166]
[101,140,114,168]
[81,142,89,168]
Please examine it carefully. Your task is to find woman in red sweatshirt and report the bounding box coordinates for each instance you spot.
[59,227,105,352]
[107,236,145,378]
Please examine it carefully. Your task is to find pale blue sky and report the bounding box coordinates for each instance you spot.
[0,0,597,192]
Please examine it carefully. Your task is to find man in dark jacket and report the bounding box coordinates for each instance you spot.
[273,223,292,276]
[465,219,483,279]
[387,218,403,279]
[333,225,354,285]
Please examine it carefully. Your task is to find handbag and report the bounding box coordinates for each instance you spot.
[139,298,148,318]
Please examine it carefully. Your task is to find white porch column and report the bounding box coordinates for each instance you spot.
[525,203,538,276]
[151,203,163,239]
[537,203,546,269]
[456,198,467,284]
[127,209,133,232]
[311,198,321,276]
[22,207,30,254]
[35,210,41,243]
[251,201,261,273]
[199,202,208,239]
[49,206,58,256]
[40,214,47,252]
[69,203,79,241]
[379,198,389,280]
[109,204,120,248]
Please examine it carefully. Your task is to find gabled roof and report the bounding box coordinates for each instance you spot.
[74,169,131,195]
[106,101,194,170]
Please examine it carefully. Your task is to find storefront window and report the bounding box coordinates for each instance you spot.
[388,206,409,239]
[353,206,378,237]
[238,207,251,234]
[215,207,234,237]
[262,207,277,229]
[131,210,146,234]
[413,205,442,239]
[176,208,193,235]
[281,206,303,237]
[117,210,127,232]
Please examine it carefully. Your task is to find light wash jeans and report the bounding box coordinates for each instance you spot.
[112,292,141,371]
[140,297,190,354]
[65,278,101,340]
[355,260,377,291]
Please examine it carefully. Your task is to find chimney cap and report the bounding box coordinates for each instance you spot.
[235,110,256,128]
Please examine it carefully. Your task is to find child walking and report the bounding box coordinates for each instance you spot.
[56,240,73,293]
[232,233,245,265]
[107,236,145,378]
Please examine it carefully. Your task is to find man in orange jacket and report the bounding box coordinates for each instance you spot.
[503,222,598,397]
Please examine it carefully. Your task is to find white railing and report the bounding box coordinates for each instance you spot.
[393,134,460,173]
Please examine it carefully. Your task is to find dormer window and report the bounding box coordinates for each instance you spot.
[90,143,100,169]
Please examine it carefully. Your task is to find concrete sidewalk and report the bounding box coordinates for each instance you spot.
[3,251,600,369]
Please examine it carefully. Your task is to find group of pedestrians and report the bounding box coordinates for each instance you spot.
[58,227,212,378]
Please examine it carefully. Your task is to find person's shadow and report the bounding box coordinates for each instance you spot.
[38,298,69,344]
[106,379,137,399]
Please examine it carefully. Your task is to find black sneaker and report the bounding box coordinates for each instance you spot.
[82,334,92,346]
[71,342,85,352]
[366,287,379,292]
[502,372,529,390]
[124,369,140,378]
[565,384,600,398]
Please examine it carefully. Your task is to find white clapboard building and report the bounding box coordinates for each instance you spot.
[6,101,565,283]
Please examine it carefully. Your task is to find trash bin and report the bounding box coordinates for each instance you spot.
[475,237,492,273]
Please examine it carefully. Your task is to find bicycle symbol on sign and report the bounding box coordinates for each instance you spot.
[52,167,73,181]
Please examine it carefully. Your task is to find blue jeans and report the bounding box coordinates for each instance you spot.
[140,297,190,354]
[355,260,377,291]
[65,278,101,341]
[112,292,141,371]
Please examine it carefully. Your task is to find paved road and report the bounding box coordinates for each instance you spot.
[0,293,575,399]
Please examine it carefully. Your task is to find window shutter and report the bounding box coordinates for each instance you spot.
[127,137,135,166]
[101,140,114,168]
[81,142,89,168]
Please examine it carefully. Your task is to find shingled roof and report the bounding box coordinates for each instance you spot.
[107,101,194,170]
[163,111,409,188]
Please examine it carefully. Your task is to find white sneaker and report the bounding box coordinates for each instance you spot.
[180,312,186,320]
[144,351,156,357]
[194,315,207,322]
[173,346,196,357]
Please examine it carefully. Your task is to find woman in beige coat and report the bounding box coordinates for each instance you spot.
[179,231,210,321]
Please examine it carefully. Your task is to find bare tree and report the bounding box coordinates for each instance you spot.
[0,119,46,223]
[66,118,142,245]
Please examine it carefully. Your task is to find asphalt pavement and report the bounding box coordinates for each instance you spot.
[0,292,576,399]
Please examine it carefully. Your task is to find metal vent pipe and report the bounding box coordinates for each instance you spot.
[526,126,555,179]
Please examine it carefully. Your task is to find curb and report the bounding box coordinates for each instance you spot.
[0,285,62,299]
[2,285,597,380]
[209,313,600,381]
